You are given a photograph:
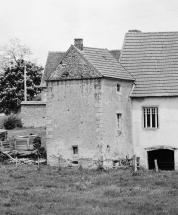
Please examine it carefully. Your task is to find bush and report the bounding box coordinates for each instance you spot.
[33,136,47,159]
[3,114,22,130]
[33,94,41,101]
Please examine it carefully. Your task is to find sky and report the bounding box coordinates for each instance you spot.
[0,0,178,67]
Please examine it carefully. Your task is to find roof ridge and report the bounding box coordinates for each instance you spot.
[109,49,120,51]
[127,31,178,34]
[48,51,65,53]
[83,46,106,50]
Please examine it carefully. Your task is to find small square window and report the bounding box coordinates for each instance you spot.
[117,84,121,92]
[72,146,78,154]
[117,113,122,130]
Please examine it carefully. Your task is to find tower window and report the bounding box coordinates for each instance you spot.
[72,146,78,154]
[117,84,121,92]
[117,113,122,130]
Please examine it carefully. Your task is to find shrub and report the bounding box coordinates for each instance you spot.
[3,114,22,130]
[33,137,47,159]
[33,94,41,101]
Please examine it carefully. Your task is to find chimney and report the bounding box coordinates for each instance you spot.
[74,38,83,51]
[128,29,141,33]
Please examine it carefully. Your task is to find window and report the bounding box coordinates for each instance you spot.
[143,107,158,129]
[117,84,121,92]
[72,146,78,154]
[117,113,122,130]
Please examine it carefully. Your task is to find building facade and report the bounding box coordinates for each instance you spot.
[43,31,178,170]
[120,30,178,170]
[45,39,134,167]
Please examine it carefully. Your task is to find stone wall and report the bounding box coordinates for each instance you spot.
[101,79,133,161]
[21,101,46,127]
[46,78,134,167]
[46,79,103,166]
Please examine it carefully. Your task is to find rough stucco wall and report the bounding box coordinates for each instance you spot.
[21,103,46,127]
[101,79,133,160]
[46,79,103,166]
[46,78,134,167]
[41,88,47,101]
[132,97,178,169]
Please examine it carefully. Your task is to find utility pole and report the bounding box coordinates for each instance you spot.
[24,63,27,101]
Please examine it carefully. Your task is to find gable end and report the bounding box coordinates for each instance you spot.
[49,45,102,80]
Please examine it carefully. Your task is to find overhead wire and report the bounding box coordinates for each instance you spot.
[21,6,178,44]
[30,12,178,46]
[0,0,163,35]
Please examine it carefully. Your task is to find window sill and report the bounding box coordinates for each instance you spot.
[117,92,122,95]
[72,154,79,159]
[117,130,122,135]
[143,128,159,130]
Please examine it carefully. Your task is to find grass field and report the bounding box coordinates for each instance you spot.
[0,164,178,215]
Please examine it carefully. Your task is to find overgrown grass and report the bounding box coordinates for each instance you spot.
[0,164,178,214]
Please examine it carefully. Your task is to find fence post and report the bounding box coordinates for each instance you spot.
[132,154,137,172]
[58,155,61,171]
[154,159,158,172]
[16,156,18,168]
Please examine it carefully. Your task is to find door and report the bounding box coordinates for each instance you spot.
[148,149,174,170]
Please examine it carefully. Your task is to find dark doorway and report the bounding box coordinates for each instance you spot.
[148,149,174,170]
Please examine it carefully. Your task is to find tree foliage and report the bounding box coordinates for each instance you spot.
[0,38,33,68]
[0,60,43,114]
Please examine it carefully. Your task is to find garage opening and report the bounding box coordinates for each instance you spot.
[148,149,174,170]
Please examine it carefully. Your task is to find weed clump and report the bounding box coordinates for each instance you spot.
[3,114,22,130]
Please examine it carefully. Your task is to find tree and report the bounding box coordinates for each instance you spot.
[0,39,43,114]
[0,59,43,114]
[0,38,33,68]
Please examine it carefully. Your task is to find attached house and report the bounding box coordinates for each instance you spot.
[120,30,178,170]
[45,39,134,167]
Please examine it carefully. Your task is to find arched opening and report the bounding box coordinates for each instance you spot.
[147,149,174,170]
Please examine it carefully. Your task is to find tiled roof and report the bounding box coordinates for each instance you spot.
[109,50,121,61]
[81,47,134,80]
[41,51,65,85]
[120,31,178,97]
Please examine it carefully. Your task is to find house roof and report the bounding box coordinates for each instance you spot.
[81,47,134,80]
[109,50,121,61]
[41,51,65,86]
[120,31,178,97]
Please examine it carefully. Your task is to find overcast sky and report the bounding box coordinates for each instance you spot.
[0,0,178,67]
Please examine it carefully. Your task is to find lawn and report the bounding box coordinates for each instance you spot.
[0,164,178,215]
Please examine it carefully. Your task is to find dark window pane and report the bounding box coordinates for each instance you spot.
[152,113,155,128]
[72,146,78,154]
[144,110,146,128]
[157,112,158,128]
[147,113,150,127]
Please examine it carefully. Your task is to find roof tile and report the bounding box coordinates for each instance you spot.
[42,51,65,83]
[120,31,178,97]
[82,47,134,80]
